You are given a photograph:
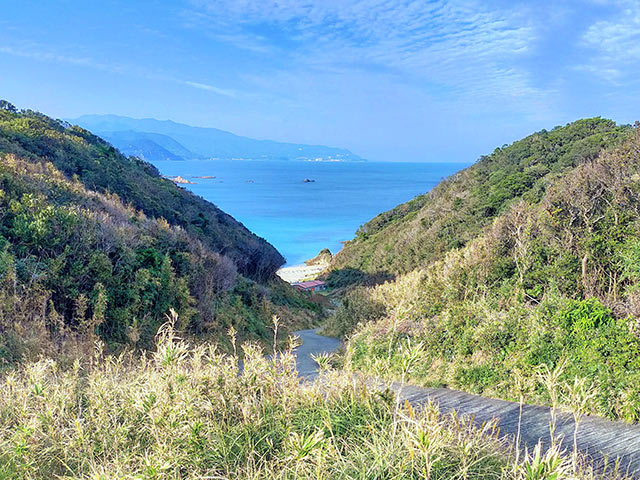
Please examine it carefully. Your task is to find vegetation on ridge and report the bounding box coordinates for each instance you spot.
[327,120,640,422]
[0,102,284,280]
[0,101,317,362]
[332,118,631,276]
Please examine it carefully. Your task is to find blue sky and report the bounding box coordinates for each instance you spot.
[1,0,639,162]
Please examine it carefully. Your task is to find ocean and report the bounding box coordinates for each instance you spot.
[152,160,469,266]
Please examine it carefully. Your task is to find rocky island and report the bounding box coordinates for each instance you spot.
[164,175,196,184]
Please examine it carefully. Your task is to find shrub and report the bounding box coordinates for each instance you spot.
[323,287,386,337]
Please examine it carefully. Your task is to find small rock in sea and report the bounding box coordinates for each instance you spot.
[247,180,255,183]
[166,175,196,184]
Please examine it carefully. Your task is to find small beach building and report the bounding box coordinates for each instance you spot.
[291,280,326,292]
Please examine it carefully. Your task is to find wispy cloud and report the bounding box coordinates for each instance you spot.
[0,44,237,98]
[183,80,236,97]
[0,45,124,73]
[186,0,544,106]
[579,0,640,83]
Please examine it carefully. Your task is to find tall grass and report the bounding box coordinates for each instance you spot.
[0,315,628,479]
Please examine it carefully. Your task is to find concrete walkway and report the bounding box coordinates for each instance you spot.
[292,328,341,378]
[292,329,640,477]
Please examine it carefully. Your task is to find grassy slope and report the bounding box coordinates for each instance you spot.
[328,121,640,422]
[0,324,619,479]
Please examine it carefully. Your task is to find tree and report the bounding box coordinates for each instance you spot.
[0,100,17,113]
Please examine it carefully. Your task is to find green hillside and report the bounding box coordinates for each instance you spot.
[328,121,640,422]
[332,118,631,277]
[0,103,284,280]
[0,101,314,361]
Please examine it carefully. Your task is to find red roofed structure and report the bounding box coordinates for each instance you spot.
[291,280,326,292]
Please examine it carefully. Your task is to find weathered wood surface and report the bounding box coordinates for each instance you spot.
[391,383,640,477]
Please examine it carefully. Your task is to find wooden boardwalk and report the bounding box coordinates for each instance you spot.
[391,383,640,477]
[293,330,640,477]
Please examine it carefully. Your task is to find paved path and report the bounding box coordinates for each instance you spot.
[292,328,341,378]
[292,329,640,477]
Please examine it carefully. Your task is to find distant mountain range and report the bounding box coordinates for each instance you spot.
[70,114,365,163]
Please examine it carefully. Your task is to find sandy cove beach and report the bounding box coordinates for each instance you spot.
[276,264,327,283]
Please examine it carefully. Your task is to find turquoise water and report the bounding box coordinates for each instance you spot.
[153,160,468,266]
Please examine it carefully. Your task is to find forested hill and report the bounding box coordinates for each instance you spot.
[0,101,313,358]
[0,104,284,279]
[332,118,631,277]
[327,119,640,422]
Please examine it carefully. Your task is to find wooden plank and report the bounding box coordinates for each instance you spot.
[388,383,640,476]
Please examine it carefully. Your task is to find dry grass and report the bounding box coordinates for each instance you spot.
[0,315,630,479]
